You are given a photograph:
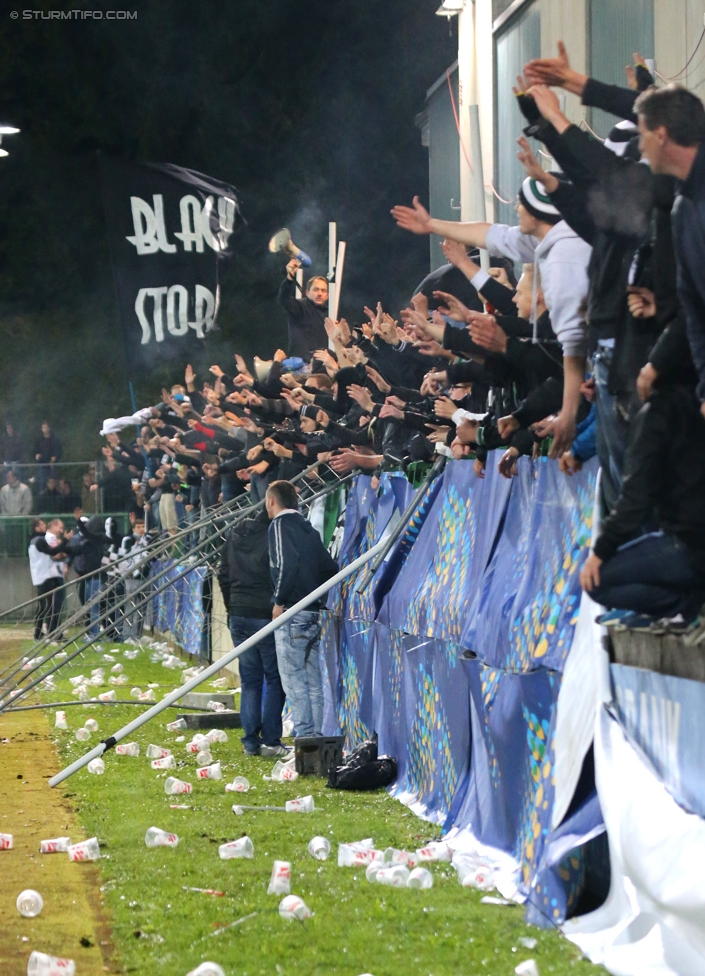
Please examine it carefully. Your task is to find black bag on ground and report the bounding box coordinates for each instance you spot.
[327,739,398,790]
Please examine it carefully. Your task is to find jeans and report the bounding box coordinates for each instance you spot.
[274,609,324,737]
[592,531,705,620]
[229,616,286,752]
[84,574,102,637]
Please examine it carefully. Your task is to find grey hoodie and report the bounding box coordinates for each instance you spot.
[485,220,591,357]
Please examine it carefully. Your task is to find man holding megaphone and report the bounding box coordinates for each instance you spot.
[277,257,329,361]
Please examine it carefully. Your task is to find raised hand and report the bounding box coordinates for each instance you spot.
[390,196,432,235]
[348,384,374,413]
[516,135,550,183]
[440,237,469,268]
[432,290,471,323]
[184,363,196,387]
[234,353,248,374]
[410,291,429,318]
[365,365,391,394]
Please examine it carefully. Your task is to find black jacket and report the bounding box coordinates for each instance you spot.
[672,140,705,401]
[218,509,273,619]
[594,385,705,562]
[268,511,339,609]
[277,277,328,361]
[34,432,62,463]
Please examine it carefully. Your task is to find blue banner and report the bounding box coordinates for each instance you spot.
[611,663,705,818]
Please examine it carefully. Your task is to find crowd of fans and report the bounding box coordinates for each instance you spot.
[14,46,705,672]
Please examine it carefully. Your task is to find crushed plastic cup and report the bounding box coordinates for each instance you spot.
[88,675,103,687]
[67,837,100,861]
[196,750,213,767]
[166,718,187,732]
[307,836,331,860]
[68,675,85,686]
[197,762,222,780]
[206,728,228,743]
[108,675,128,686]
[278,894,313,921]
[54,711,68,730]
[210,677,229,688]
[268,860,291,895]
[130,687,142,698]
[407,867,433,889]
[519,937,538,950]
[416,841,452,863]
[98,690,117,702]
[144,826,179,848]
[0,833,13,850]
[515,962,540,976]
[84,718,99,733]
[75,728,90,742]
[186,963,226,976]
[146,744,171,760]
[16,889,43,917]
[285,795,314,813]
[27,950,76,975]
[231,805,244,816]
[151,755,176,770]
[123,649,139,660]
[375,865,409,888]
[110,663,123,673]
[388,850,417,869]
[271,761,299,782]
[115,742,140,757]
[102,653,115,662]
[225,776,250,793]
[218,836,254,859]
[87,758,105,775]
[456,859,495,891]
[138,690,155,701]
[40,837,71,854]
[165,777,192,795]
[76,686,90,701]
[207,700,227,712]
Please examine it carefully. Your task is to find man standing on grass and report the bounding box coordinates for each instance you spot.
[265,479,338,738]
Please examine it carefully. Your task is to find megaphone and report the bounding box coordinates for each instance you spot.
[268,227,312,268]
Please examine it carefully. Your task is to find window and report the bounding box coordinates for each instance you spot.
[588,0,654,137]
[494,1,541,226]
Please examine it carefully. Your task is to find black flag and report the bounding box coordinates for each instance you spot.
[99,155,239,372]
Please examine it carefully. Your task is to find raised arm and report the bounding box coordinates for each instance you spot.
[391,196,492,249]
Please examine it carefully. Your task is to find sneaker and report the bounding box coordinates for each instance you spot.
[621,614,661,633]
[259,744,293,757]
[596,609,638,628]
[243,746,261,757]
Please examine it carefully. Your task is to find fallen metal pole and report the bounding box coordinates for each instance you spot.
[49,534,386,787]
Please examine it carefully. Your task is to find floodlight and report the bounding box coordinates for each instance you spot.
[435,0,464,15]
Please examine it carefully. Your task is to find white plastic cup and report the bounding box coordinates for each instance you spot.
[196,750,213,767]
[138,690,155,701]
[365,861,385,883]
[338,844,376,867]
[0,833,14,850]
[285,795,314,813]
[115,742,140,757]
[68,675,85,686]
[166,718,187,732]
[185,963,226,976]
[206,729,228,743]
[196,762,222,780]
[231,804,244,816]
[375,865,409,888]
[457,861,495,890]
[110,663,123,673]
[54,711,68,730]
[164,777,192,795]
[208,700,227,712]
[87,758,105,775]
[130,687,142,699]
[225,776,250,793]
[390,850,418,869]
[76,687,90,701]
[40,837,71,854]
[27,950,76,975]
[75,728,90,742]
[17,889,43,917]
[98,690,117,702]
[308,836,331,860]
[515,962,540,976]
[151,755,176,770]
[144,826,179,848]
[146,744,171,759]
[84,719,99,733]
[407,867,433,889]
[271,761,299,782]
[67,837,100,861]
[278,894,312,921]
[267,860,291,895]
[218,836,254,859]
[416,841,452,863]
